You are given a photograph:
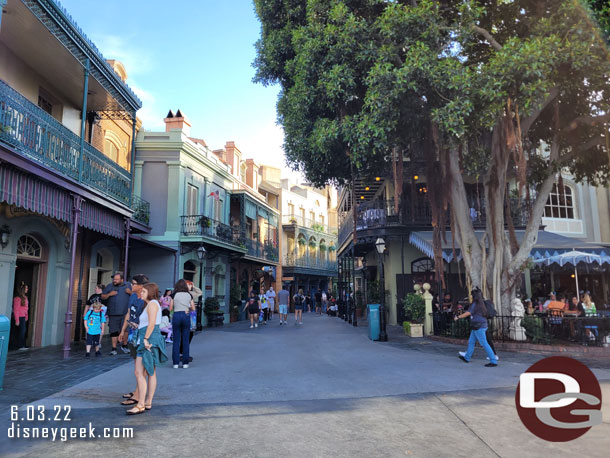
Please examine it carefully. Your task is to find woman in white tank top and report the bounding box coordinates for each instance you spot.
[126,283,168,415]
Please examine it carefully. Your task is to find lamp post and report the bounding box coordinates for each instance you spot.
[196,245,206,331]
[375,237,388,342]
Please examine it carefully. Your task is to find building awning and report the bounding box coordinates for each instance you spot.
[129,236,177,253]
[81,201,125,239]
[409,230,609,263]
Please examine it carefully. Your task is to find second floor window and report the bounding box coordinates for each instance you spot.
[288,203,295,216]
[104,139,120,163]
[213,196,223,222]
[310,211,315,223]
[187,184,198,216]
[544,183,575,219]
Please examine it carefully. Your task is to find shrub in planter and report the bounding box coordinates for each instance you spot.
[204,296,220,314]
[403,293,425,337]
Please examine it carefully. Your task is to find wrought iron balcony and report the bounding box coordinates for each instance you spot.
[131,195,150,226]
[246,238,279,262]
[338,198,528,247]
[0,79,131,205]
[283,255,338,273]
[181,215,244,249]
[282,214,337,235]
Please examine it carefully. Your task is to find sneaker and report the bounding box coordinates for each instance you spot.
[279,321,283,326]
[183,364,189,369]
[459,351,466,358]
[486,355,500,361]
[18,347,28,351]
[284,320,288,325]
[255,323,258,328]
[458,354,469,363]
[95,351,101,357]
[299,321,303,325]
[120,346,130,354]
[109,349,118,356]
[485,363,498,367]
[250,325,254,329]
[173,365,179,369]
[85,353,90,358]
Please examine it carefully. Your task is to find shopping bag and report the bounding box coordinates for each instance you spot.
[190,310,197,331]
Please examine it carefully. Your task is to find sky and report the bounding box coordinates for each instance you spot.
[58,0,301,181]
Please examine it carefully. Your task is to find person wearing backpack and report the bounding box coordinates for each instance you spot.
[293,288,305,325]
[84,300,106,358]
[454,288,498,366]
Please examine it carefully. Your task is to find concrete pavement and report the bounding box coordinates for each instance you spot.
[2,313,609,457]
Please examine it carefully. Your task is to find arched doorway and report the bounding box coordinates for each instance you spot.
[12,234,48,349]
[183,260,197,283]
[411,257,435,286]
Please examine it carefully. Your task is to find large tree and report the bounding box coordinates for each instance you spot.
[254,0,610,313]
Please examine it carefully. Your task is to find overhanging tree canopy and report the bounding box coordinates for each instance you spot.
[254,0,610,312]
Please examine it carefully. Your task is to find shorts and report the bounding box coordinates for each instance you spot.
[248,306,259,314]
[295,305,303,311]
[86,333,100,346]
[108,315,125,335]
[279,304,288,314]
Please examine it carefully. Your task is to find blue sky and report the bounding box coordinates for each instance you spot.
[58,0,298,179]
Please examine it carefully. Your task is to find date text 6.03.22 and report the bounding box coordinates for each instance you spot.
[10,405,72,422]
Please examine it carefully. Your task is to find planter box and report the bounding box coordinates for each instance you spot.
[408,323,424,338]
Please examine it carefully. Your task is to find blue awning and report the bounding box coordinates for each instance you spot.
[409,230,610,264]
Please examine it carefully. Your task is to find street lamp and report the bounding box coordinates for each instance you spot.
[195,245,206,331]
[375,237,388,341]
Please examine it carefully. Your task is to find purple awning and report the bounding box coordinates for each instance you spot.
[81,201,125,239]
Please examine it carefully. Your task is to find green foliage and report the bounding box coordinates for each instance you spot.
[402,293,426,324]
[522,316,552,344]
[367,280,380,303]
[204,296,220,314]
[403,321,411,335]
[230,283,242,308]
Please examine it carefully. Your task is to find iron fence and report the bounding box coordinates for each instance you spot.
[431,312,610,347]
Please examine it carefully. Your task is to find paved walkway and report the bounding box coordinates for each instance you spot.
[2,313,609,457]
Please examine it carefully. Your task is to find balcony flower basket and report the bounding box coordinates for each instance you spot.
[199,216,212,228]
[328,245,336,252]
[312,223,324,232]
[308,241,317,249]
[319,243,327,251]
[297,238,307,246]
[289,217,297,224]
[402,293,425,337]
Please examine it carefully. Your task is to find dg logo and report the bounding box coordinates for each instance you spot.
[515,356,603,442]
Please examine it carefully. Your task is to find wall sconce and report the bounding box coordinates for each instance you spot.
[360,196,364,200]
[0,225,10,248]
[365,186,370,191]
[375,177,380,181]
[413,175,419,181]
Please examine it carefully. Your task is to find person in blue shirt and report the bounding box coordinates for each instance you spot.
[84,301,106,358]
[454,288,498,367]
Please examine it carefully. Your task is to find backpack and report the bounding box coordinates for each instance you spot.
[294,294,303,305]
[484,300,497,318]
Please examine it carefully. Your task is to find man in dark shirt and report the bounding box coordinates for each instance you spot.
[315,289,323,314]
[101,272,131,355]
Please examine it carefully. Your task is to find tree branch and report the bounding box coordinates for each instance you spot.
[520,87,559,135]
[563,113,610,133]
[472,25,503,51]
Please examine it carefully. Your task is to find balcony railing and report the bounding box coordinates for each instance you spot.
[181,215,244,248]
[246,239,279,262]
[338,198,529,247]
[284,255,338,273]
[282,214,337,235]
[0,79,132,205]
[131,195,150,226]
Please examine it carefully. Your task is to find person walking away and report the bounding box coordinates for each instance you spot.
[315,289,323,315]
[305,294,312,313]
[12,283,29,350]
[294,289,305,325]
[455,288,498,367]
[126,282,167,415]
[84,300,106,358]
[243,292,260,328]
[322,290,328,314]
[170,280,195,369]
[266,286,276,320]
[277,286,290,325]
[101,272,131,355]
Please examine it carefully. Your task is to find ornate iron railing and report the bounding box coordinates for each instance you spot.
[284,255,338,273]
[181,215,244,248]
[282,214,337,235]
[245,238,279,262]
[131,195,150,226]
[0,78,131,205]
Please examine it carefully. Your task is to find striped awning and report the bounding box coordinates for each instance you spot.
[0,163,72,222]
[81,201,125,239]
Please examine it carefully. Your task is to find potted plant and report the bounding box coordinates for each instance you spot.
[199,215,212,228]
[289,216,297,224]
[204,296,224,327]
[402,293,425,337]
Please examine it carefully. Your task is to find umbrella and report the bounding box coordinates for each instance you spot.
[533,250,606,296]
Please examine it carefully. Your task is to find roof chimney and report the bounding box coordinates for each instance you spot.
[164,109,191,135]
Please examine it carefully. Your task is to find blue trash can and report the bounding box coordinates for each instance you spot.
[368,304,380,341]
[0,315,10,390]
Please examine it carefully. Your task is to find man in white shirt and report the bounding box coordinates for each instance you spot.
[260,289,269,325]
[266,286,276,321]
[321,290,328,313]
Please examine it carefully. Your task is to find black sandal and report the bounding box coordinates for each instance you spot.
[121,398,138,406]
[122,392,134,399]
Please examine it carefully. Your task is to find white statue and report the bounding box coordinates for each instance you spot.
[509,297,527,341]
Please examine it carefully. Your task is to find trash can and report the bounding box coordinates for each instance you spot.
[0,315,10,390]
[368,304,380,341]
